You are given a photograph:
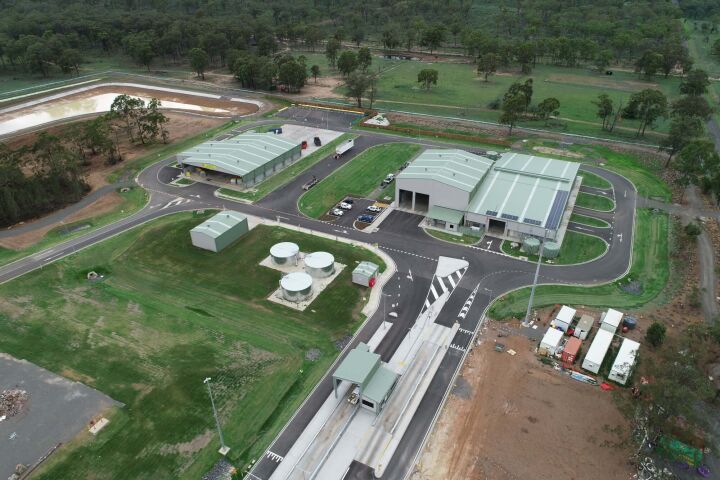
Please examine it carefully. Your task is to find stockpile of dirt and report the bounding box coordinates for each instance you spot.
[0,388,29,418]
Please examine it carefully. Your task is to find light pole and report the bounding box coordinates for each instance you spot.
[523,231,547,327]
[382,292,393,319]
[204,377,229,455]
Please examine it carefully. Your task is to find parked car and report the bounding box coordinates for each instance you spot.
[330,208,344,216]
[400,161,410,170]
[339,202,353,210]
[343,198,354,204]
[381,174,395,187]
[367,205,383,213]
[314,136,322,146]
[357,214,375,223]
[302,176,318,190]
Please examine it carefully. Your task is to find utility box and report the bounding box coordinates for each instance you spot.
[353,261,380,287]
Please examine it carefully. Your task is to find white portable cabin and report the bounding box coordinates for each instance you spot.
[608,338,640,385]
[574,314,595,340]
[539,328,564,356]
[581,329,614,374]
[553,305,576,332]
[600,308,623,334]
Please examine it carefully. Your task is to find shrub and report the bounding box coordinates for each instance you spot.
[646,322,667,347]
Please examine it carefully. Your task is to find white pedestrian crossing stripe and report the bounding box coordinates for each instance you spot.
[437,276,448,293]
[458,328,473,335]
[266,451,284,462]
[420,266,469,315]
[450,344,466,352]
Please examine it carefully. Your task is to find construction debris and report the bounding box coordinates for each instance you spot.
[0,388,29,418]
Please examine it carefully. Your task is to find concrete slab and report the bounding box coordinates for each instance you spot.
[273,124,342,158]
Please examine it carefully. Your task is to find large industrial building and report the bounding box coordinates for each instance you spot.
[190,210,248,252]
[396,150,581,242]
[178,132,301,188]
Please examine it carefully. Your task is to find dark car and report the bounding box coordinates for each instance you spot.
[314,136,322,146]
[357,214,375,223]
[343,198,354,204]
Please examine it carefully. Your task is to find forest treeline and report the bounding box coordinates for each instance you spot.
[0,0,716,83]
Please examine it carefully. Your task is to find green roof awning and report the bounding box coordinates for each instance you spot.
[333,343,380,386]
[426,205,465,224]
[363,365,398,404]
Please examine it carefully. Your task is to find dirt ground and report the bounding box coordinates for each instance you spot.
[411,325,633,480]
[0,192,126,250]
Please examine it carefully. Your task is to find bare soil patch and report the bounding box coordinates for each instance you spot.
[412,327,632,480]
[0,191,125,250]
[533,145,585,158]
[546,74,658,91]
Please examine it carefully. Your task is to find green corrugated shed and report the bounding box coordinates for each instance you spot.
[333,342,380,387]
[362,365,398,405]
[190,210,249,252]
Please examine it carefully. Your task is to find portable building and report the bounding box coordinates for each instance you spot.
[561,336,582,364]
[539,328,564,356]
[608,338,640,385]
[353,261,380,287]
[332,343,398,414]
[581,329,614,374]
[601,308,623,334]
[553,305,576,332]
[190,211,248,252]
[574,314,595,340]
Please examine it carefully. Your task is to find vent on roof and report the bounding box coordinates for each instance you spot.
[501,213,519,221]
[486,210,498,216]
[523,218,542,226]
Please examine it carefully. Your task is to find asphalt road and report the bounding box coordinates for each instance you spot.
[0,112,636,480]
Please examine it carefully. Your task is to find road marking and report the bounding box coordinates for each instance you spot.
[486,240,493,249]
[449,344,466,352]
[407,269,413,282]
[458,283,480,319]
[437,276,448,293]
[458,328,474,335]
[617,233,623,242]
[266,451,284,462]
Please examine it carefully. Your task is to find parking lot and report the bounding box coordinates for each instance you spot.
[277,105,362,130]
[0,354,121,478]
[321,196,389,230]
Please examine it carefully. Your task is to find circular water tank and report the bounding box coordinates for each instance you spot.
[522,237,540,255]
[270,242,299,265]
[280,272,313,302]
[304,251,335,278]
[543,241,561,259]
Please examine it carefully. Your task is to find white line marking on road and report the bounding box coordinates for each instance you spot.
[437,276,448,293]
[429,284,439,300]
[449,344,466,352]
[617,233,623,242]
[458,328,474,335]
[447,274,456,288]
[266,451,284,462]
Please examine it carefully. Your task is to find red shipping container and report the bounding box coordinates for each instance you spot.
[562,337,582,364]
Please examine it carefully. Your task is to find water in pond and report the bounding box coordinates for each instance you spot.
[0,92,229,136]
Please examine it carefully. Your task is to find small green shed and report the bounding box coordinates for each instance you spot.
[352,261,380,287]
[190,210,249,252]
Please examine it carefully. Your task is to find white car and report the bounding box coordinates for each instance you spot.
[339,202,353,210]
[331,208,344,216]
[367,205,383,213]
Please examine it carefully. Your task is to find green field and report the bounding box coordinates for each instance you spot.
[0,212,384,479]
[218,134,355,203]
[501,230,607,265]
[570,213,611,228]
[576,191,615,211]
[0,187,148,267]
[489,209,669,319]
[331,62,683,141]
[425,229,481,245]
[298,143,422,218]
[578,170,612,189]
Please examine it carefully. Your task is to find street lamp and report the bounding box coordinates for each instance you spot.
[523,231,547,327]
[204,377,229,455]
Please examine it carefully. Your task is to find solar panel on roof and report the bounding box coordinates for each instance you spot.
[545,190,570,230]
[501,213,519,221]
[523,218,542,226]
[486,210,498,216]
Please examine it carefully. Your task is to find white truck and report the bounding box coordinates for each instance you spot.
[335,139,354,157]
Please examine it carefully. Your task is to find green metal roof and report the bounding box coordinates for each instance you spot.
[190,211,247,238]
[178,133,298,177]
[426,205,465,224]
[362,365,398,404]
[333,343,380,386]
[353,261,380,277]
[397,149,494,193]
[468,152,579,229]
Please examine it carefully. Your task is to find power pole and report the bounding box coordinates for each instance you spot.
[204,377,229,455]
[523,233,546,327]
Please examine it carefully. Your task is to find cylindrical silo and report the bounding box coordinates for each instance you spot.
[280,272,313,302]
[543,241,561,259]
[522,237,540,255]
[304,251,335,278]
[270,242,300,265]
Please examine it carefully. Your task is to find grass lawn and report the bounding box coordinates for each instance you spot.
[570,213,610,228]
[489,209,669,319]
[218,134,355,203]
[0,187,148,267]
[578,170,612,189]
[1,212,384,480]
[299,143,422,218]
[501,230,607,265]
[576,191,615,212]
[425,229,481,245]
[336,62,682,142]
[174,177,194,185]
[107,120,240,183]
